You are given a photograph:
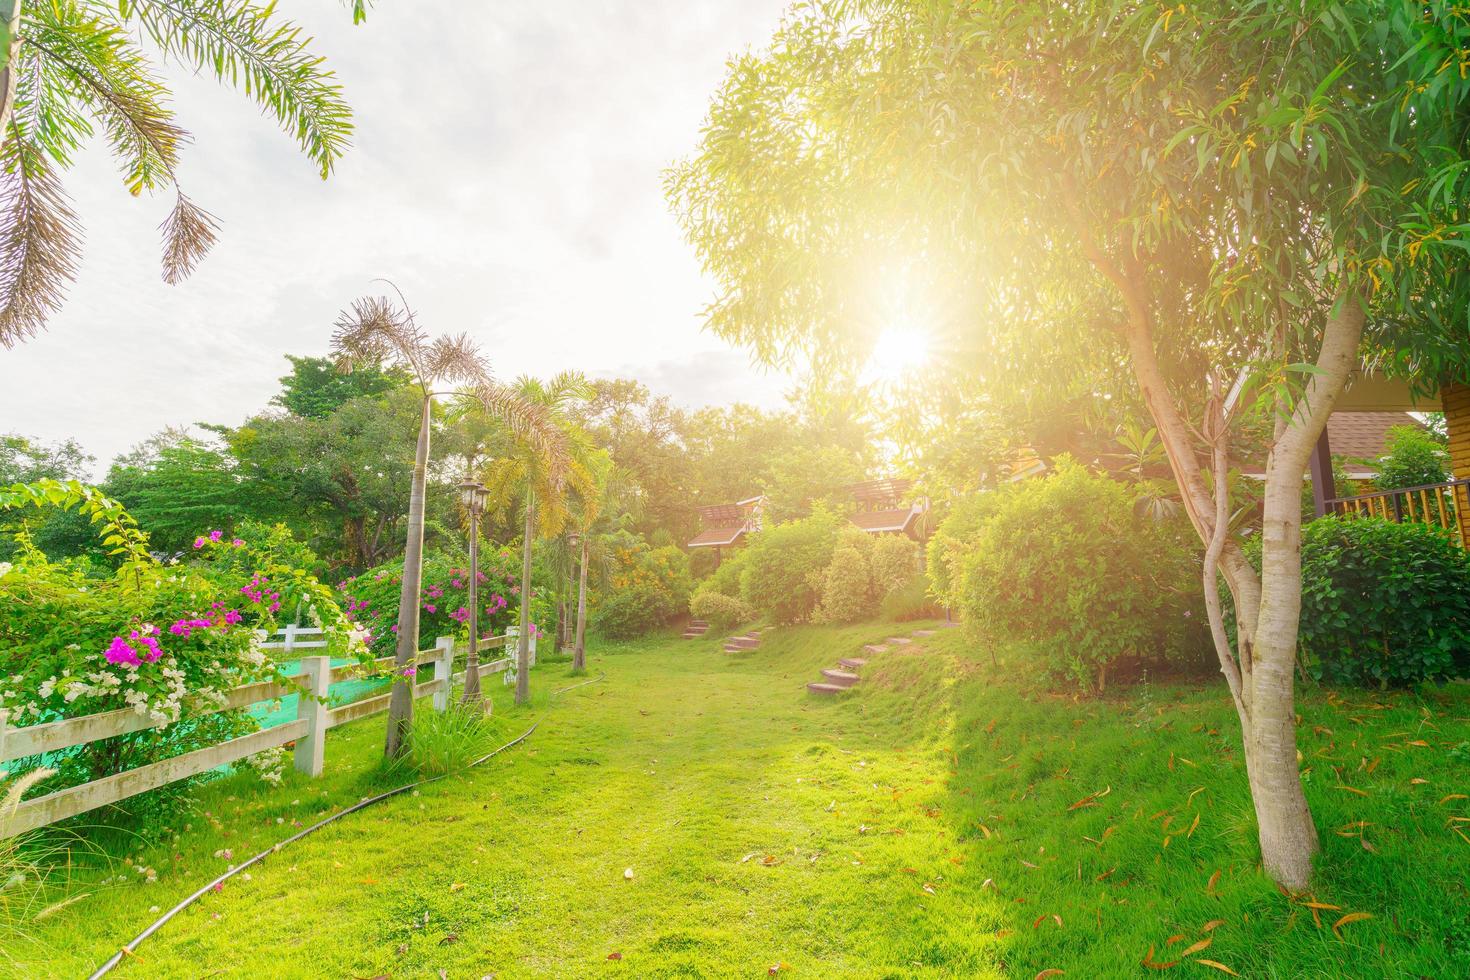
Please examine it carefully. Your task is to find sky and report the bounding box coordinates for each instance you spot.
[0,0,795,475]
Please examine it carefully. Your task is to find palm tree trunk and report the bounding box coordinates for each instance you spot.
[515,487,535,705]
[461,507,483,707]
[0,2,22,135]
[385,395,433,758]
[573,536,588,673]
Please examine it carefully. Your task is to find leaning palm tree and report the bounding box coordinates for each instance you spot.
[0,0,363,348]
[332,289,566,758]
[477,372,595,704]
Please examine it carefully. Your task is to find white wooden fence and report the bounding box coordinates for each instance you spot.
[0,627,537,838]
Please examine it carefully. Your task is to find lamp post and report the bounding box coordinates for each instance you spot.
[458,476,490,710]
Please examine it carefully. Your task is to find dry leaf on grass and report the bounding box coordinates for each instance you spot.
[1332,912,1373,938]
[1194,960,1239,975]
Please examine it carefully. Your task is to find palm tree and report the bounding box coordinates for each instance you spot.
[0,0,361,348]
[477,372,594,704]
[332,289,566,759]
[569,453,624,674]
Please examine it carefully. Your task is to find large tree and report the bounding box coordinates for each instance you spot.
[332,291,564,758]
[0,1,360,347]
[669,0,1470,888]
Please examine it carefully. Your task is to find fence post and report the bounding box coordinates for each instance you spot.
[528,627,538,667]
[503,627,518,687]
[283,623,299,658]
[0,708,10,766]
[432,636,454,711]
[293,656,330,777]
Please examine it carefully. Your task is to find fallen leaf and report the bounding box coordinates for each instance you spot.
[1335,785,1370,797]
[1332,912,1373,938]
[1301,901,1341,911]
[449,882,466,892]
[1440,793,1468,804]
[1195,960,1239,975]
[1142,945,1179,969]
[1180,938,1212,957]
[1035,971,1065,979]
[607,951,622,960]
[1206,870,1220,895]
[1200,919,1225,933]
[761,855,781,866]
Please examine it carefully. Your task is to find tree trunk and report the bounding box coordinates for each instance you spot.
[461,508,483,708]
[515,487,535,705]
[573,536,588,673]
[0,1,22,136]
[385,395,433,758]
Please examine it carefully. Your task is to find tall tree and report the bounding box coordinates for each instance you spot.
[331,291,563,758]
[669,0,1470,888]
[0,0,359,347]
[272,354,410,419]
[478,372,593,705]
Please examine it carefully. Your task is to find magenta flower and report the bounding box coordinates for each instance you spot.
[209,529,224,542]
[424,603,437,614]
[105,636,141,666]
[193,537,206,549]
[232,538,245,547]
[400,665,417,678]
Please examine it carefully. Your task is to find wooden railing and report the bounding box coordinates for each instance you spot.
[1324,477,1470,546]
[0,626,537,838]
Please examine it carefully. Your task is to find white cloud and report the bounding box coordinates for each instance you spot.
[0,0,792,475]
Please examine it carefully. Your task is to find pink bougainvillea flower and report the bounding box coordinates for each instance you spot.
[424,603,437,614]
[105,636,141,666]
[232,539,245,547]
[193,537,206,549]
[209,529,224,542]
[224,609,243,626]
[400,665,417,678]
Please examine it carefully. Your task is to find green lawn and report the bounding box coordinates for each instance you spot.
[9,623,1470,977]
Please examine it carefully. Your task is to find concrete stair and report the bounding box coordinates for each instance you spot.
[682,620,710,639]
[837,657,866,670]
[723,630,765,654]
[806,682,847,695]
[820,669,860,688]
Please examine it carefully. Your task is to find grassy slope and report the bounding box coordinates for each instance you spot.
[10,623,1470,978]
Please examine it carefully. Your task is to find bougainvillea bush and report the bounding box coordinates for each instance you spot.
[591,531,692,639]
[0,481,363,828]
[336,547,552,659]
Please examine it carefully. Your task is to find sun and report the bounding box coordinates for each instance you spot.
[864,321,932,383]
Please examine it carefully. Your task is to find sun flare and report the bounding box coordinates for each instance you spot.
[865,322,932,383]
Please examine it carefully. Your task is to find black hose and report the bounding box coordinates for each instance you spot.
[86,720,539,979]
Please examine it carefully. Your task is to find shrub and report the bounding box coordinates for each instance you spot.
[816,545,874,623]
[701,548,749,599]
[338,546,549,658]
[955,460,1201,690]
[926,493,1004,609]
[1248,517,1470,686]
[392,706,500,778]
[0,492,362,828]
[1375,425,1449,492]
[871,535,919,594]
[880,573,944,621]
[689,590,754,630]
[593,534,692,639]
[738,509,842,623]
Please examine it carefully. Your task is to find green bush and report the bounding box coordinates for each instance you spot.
[593,534,692,639]
[955,461,1201,690]
[871,535,919,594]
[1251,517,1470,687]
[1374,425,1449,492]
[689,590,754,630]
[701,548,748,599]
[816,545,874,623]
[926,493,1004,609]
[880,573,944,621]
[738,509,842,623]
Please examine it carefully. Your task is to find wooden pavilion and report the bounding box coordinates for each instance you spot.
[686,495,765,563]
[844,478,929,539]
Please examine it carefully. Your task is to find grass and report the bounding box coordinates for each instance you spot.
[6,623,1468,977]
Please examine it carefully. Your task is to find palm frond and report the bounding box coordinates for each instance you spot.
[471,381,573,487]
[117,0,352,177]
[158,189,217,283]
[0,129,81,348]
[542,369,595,406]
[423,333,490,388]
[27,4,184,195]
[330,295,422,378]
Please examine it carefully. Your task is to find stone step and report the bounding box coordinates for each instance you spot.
[820,669,860,687]
[723,643,749,653]
[681,632,705,639]
[910,629,935,637]
[690,620,709,628]
[806,682,847,696]
[838,657,867,670]
[726,637,759,649]
[886,637,913,645]
[862,643,887,654]
[738,633,761,642]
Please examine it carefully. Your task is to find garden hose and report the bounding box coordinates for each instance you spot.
[87,670,604,978]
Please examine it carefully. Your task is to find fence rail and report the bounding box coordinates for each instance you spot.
[0,626,536,838]
[1324,476,1470,547]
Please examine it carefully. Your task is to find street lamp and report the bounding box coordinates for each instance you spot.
[458,476,491,711]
